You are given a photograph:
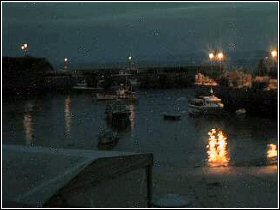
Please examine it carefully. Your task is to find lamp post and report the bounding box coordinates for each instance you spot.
[271,50,277,66]
[217,52,224,74]
[21,43,28,56]
[271,50,277,59]
[209,52,215,72]
[271,50,278,76]
[64,57,68,70]
[128,54,132,72]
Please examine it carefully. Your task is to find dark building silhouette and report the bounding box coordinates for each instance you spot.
[3,56,54,96]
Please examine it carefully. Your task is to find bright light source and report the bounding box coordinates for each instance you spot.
[64,58,68,62]
[21,46,25,50]
[128,56,132,60]
[271,50,277,58]
[24,43,28,48]
[209,53,214,60]
[217,52,224,60]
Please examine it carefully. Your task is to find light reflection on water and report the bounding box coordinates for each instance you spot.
[23,102,34,146]
[64,96,72,138]
[129,104,136,131]
[206,128,230,167]
[23,112,33,146]
[3,90,278,168]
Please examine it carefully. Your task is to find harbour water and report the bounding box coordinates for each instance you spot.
[3,89,278,169]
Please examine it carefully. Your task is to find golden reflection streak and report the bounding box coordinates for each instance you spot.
[206,128,229,167]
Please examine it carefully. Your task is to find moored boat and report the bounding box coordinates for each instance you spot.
[163,113,181,121]
[96,92,118,100]
[97,129,120,149]
[105,101,131,128]
[235,108,246,117]
[189,89,224,116]
[116,84,137,101]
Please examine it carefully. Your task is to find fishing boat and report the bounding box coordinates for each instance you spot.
[96,92,118,100]
[97,129,120,149]
[105,101,131,125]
[189,88,224,116]
[116,84,137,101]
[96,85,137,101]
[73,79,87,89]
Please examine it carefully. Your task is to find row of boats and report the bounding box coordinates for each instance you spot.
[97,87,246,149]
[96,84,137,101]
[74,79,226,117]
[98,100,131,150]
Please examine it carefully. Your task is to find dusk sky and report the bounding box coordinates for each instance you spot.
[2,2,278,68]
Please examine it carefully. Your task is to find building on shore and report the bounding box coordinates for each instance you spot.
[194,73,218,86]
[221,71,253,89]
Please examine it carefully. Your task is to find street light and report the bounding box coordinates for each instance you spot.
[217,52,224,61]
[128,55,132,71]
[64,57,68,70]
[21,43,28,56]
[271,50,277,58]
[209,52,215,73]
[209,53,215,61]
[271,50,277,70]
[217,52,224,73]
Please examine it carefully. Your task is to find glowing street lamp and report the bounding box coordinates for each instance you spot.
[217,52,224,61]
[209,52,215,61]
[64,57,68,70]
[217,52,224,73]
[208,52,215,73]
[128,54,132,71]
[271,50,278,69]
[271,50,277,58]
[21,43,28,56]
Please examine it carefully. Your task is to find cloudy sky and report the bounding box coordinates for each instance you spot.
[2,2,278,68]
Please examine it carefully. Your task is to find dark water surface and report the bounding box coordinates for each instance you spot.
[2,89,278,168]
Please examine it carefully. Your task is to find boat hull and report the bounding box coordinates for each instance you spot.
[96,93,118,100]
[163,114,181,121]
[189,105,224,116]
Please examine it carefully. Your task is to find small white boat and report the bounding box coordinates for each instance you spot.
[235,108,246,116]
[189,89,224,116]
[74,80,87,88]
